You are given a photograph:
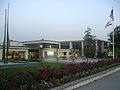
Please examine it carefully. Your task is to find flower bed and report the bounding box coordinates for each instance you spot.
[0,58,120,90]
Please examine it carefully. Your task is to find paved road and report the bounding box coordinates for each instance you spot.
[75,71,120,90]
[44,58,100,63]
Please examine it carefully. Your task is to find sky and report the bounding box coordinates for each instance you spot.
[0,0,120,42]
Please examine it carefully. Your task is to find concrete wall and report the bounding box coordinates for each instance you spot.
[101,42,105,52]
[24,50,28,59]
[10,41,23,46]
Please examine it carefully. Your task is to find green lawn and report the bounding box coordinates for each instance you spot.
[0,61,67,79]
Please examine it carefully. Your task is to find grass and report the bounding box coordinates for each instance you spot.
[0,61,67,79]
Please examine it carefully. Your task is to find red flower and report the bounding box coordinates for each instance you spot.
[38,67,47,73]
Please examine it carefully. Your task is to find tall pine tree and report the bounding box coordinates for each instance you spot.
[83,27,96,58]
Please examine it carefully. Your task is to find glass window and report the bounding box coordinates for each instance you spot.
[72,41,81,50]
[104,42,108,49]
[61,42,70,49]
[43,43,58,48]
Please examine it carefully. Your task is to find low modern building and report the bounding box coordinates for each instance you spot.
[0,39,109,60]
[0,40,29,60]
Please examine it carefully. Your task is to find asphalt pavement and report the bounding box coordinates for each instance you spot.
[44,57,100,63]
[75,71,120,90]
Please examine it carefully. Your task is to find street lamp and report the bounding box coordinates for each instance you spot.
[40,44,43,48]
[39,44,43,60]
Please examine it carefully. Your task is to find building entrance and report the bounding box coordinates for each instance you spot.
[28,49,39,59]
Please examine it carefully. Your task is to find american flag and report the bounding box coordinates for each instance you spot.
[110,9,114,21]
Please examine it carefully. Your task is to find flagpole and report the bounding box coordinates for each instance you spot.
[109,8,114,59]
[112,19,114,59]
[6,3,10,64]
[111,7,114,59]
[3,9,7,64]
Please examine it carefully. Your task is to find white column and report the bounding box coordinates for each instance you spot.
[25,50,28,59]
[59,43,61,49]
[39,44,43,59]
[81,41,84,56]
[70,42,72,49]
[101,42,104,52]
[0,49,2,60]
[67,51,69,60]
[42,50,45,59]
[38,47,40,59]
[56,48,59,61]
[49,45,51,48]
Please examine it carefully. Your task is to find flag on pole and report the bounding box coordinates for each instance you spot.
[110,9,114,21]
[106,8,115,59]
[105,20,112,29]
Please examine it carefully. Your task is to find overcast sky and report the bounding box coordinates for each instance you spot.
[0,0,120,42]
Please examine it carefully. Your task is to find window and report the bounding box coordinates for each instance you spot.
[61,42,70,49]
[64,52,66,55]
[72,41,81,50]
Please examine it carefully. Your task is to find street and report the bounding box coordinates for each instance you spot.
[75,71,120,90]
[44,57,100,64]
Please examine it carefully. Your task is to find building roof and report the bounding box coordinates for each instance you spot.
[96,38,109,42]
[0,38,109,47]
[23,39,60,45]
[59,39,83,42]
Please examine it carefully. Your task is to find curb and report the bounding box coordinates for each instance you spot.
[50,65,120,90]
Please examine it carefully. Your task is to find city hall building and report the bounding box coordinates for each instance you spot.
[0,39,109,60]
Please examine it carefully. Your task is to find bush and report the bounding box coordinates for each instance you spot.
[0,58,120,89]
[97,52,105,58]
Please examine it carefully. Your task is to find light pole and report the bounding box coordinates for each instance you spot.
[39,44,43,61]
[95,40,98,59]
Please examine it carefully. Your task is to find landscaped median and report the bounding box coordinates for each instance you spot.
[51,63,120,90]
[0,58,120,90]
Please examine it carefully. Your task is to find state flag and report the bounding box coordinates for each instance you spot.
[105,20,112,29]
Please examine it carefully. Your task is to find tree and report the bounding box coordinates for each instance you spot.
[83,27,96,58]
[108,25,120,58]
[70,49,77,63]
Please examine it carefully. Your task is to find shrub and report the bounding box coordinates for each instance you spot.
[97,52,105,58]
[0,58,120,89]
